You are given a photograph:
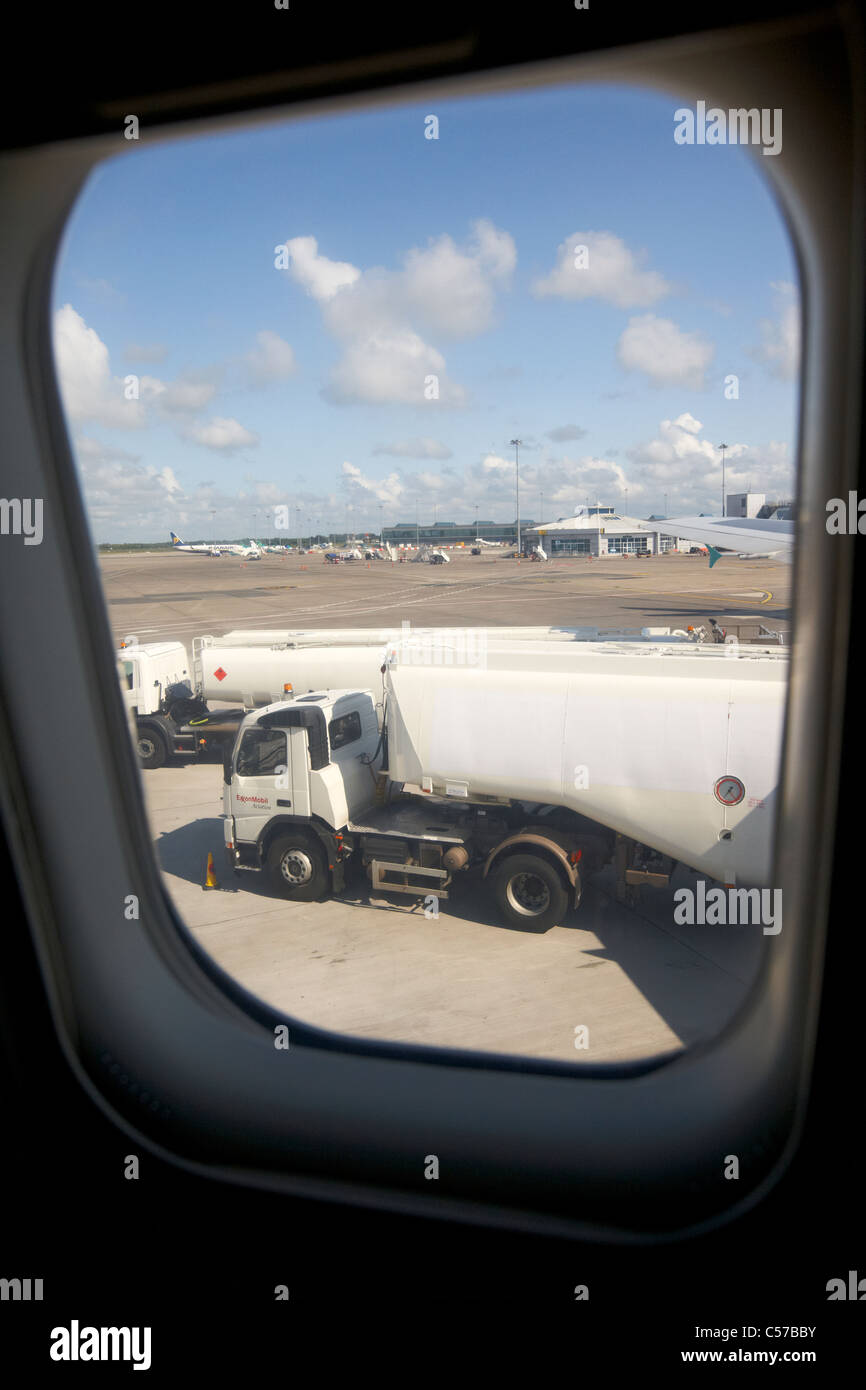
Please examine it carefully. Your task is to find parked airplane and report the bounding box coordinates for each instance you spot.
[639,516,795,567]
[233,540,262,560]
[170,532,225,557]
[170,532,263,560]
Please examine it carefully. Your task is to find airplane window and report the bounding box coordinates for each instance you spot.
[51,81,799,1066]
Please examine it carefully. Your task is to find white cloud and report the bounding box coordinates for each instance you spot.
[481,453,513,476]
[751,280,800,380]
[283,221,514,404]
[629,414,721,471]
[75,437,184,530]
[617,314,715,388]
[372,438,453,459]
[285,236,361,301]
[245,330,297,383]
[185,417,259,452]
[53,307,228,436]
[53,304,149,428]
[401,219,516,339]
[622,416,794,512]
[341,460,405,506]
[324,330,465,406]
[532,231,671,308]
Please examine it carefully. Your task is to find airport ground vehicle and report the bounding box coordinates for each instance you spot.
[119,641,246,769]
[222,642,788,929]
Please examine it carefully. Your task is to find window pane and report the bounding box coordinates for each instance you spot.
[53,81,799,1065]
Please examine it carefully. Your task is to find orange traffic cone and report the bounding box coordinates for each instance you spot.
[204,852,219,889]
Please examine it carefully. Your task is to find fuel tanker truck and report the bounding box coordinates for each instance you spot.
[221,640,787,929]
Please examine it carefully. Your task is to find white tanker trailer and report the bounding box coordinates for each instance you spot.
[195,627,702,710]
[384,642,787,887]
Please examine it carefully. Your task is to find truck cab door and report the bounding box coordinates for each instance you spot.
[326,700,381,815]
[231,725,310,845]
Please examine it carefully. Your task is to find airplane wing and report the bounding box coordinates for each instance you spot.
[638,516,795,567]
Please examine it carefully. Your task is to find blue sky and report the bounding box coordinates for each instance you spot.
[52,82,799,542]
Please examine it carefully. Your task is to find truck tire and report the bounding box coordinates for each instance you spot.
[490,852,570,931]
[266,832,329,902]
[137,726,167,770]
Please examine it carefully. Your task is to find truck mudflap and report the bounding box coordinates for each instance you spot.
[483,829,582,906]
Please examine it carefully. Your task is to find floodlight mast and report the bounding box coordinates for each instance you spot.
[511,438,522,554]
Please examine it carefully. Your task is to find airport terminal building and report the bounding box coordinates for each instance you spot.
[382,506,719,556]
[527,506,688,556]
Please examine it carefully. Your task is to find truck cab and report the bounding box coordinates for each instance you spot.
[118,639,236,768]
[223,689,382,896]
[119,641,192,719]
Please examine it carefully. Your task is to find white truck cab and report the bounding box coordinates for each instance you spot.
[224,689,382,897]
[119,641,192,718]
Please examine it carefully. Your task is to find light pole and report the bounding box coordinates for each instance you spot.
[475,505,479,540]
[510,438,522,554]
[718,443,728,516]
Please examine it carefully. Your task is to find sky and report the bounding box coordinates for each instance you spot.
[51,82,800,543]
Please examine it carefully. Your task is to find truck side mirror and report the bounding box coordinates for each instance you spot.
[222,740,234,785]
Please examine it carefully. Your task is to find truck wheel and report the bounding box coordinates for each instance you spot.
[137,727,167,769]
[490,853,570,931]
[266,833,329,902]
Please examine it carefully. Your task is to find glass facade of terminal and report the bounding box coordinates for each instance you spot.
[383,521,535,545]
